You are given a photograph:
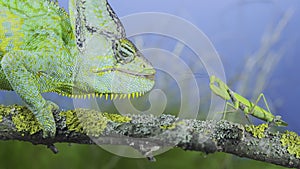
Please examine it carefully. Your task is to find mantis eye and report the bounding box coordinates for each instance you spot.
[113,38,136,64]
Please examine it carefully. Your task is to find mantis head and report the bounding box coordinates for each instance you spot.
[273,116,288,126]
[209,75,231,100]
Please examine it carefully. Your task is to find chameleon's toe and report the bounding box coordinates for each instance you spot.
[41,123,56,138]
[35,101,59,138]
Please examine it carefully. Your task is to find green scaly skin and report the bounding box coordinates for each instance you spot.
[0,0,156,138]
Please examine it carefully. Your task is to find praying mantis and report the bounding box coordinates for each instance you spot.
[209,75,287,126]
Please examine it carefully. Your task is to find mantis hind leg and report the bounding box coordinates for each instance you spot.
[248,94,287,126]
[223,102,237,120]
[212,102,234,120]
[248,93,272,117]
[211,97,253,124]
[247,93,280,125]
[213,101,248,121]
[225,102,253,124]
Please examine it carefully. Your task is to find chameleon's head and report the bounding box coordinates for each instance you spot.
[76,37,155,97]
[68,0,155,97]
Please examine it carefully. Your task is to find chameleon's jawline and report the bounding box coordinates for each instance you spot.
[93,68,155,80]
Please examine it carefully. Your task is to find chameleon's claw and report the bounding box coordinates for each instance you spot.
[34,101,58,138]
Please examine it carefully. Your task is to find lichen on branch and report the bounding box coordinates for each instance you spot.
[0,104,299,168]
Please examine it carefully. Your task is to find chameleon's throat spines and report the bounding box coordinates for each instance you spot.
[59,92,145,100]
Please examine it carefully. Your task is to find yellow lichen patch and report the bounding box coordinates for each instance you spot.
[280,131,300,158]
[0,105,12,122]
[61,109,131,137]
[76,109,108,137]
[60,110,83,133]
[11,107,42,135]
[0,104,22,122]
[245,123,268,139]
[0,105,41,135]
[102,112,131,123]
[160,121,185,130]
[160,123,176,130]
[60,109,132,137]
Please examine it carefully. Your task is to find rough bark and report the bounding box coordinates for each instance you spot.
[0,104,298,168]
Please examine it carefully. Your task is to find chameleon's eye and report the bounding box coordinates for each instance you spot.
[113,39,136,64]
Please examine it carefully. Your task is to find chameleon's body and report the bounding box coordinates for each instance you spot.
[0,0,155,137]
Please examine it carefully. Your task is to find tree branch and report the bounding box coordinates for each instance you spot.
[0,104,299,168]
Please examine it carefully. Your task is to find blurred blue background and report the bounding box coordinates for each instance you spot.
[0,0,299,169]
[62,0,300,132]
[104,0,300,132]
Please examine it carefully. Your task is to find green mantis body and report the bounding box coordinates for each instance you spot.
[209,75,287,126]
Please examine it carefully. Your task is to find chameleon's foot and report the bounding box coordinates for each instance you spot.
[34,101,59,138]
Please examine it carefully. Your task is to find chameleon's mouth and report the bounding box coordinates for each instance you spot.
[93,68,155,80]
[59,67,155,100]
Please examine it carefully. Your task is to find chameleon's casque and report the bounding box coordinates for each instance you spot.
[0,0,156,137]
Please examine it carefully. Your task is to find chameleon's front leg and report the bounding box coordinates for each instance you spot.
[1,50,58,138]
